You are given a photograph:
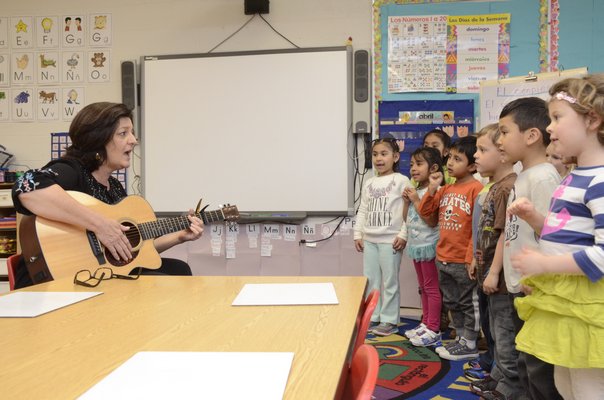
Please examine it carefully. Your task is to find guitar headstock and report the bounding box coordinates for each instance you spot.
[220,204,240,225]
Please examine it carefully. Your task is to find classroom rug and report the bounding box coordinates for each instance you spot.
[365,318,478,400]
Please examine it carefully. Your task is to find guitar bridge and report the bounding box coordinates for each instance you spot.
[86,230,106,265]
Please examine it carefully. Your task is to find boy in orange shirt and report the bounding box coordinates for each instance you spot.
[419,136,483,360]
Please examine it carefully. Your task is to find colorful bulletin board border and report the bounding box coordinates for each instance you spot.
[50,132,127,189]
[541,0,560,72]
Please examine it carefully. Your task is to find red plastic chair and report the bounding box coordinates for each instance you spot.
[342,344,380,400]
[7,253,21,291]
[352,289,379,357]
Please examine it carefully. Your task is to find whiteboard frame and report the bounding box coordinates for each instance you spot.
[140,47,354,217]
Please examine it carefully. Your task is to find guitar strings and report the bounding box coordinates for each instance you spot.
[120,216,193,241]
[115,208,233,243]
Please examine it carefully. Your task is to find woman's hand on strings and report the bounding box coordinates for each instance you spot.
[96,218,132,261]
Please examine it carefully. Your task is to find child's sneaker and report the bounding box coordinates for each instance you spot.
[404,323,426,339]
[410,328,441,347]
[368,321,380,331]
[464,367,490,381]
[435,337,460,355]
[439,338,479,361]
[372,322,399,336]
[467,359,483,370]
[469,376,498,395]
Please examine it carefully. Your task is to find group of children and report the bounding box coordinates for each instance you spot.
[353,74,604,400]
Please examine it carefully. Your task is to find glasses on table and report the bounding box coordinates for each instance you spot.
[73,267,142,288]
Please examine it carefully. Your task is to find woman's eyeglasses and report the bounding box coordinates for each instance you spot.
[74,267,142,287]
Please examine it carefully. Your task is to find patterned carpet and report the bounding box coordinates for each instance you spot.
[366,318,478,400]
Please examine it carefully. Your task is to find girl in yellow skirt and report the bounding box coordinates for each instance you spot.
[509,74,604,399]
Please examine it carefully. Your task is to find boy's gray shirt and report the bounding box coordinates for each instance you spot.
[503,162,560,293]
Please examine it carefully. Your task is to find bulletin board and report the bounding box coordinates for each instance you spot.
[373,0,547,128]
[378,99,474,177]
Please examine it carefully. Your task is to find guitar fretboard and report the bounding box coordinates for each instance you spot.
[139,210,224,240]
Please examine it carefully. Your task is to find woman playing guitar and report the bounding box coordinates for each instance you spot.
[12,102,205,289]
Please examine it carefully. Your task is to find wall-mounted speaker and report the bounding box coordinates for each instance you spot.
[352,49,371,135]
[121,60,137,110]
[245,0,270,15]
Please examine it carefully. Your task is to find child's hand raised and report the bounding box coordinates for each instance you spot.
[428,171,443,193]
[404,187,419,203]
[507,197,535,221]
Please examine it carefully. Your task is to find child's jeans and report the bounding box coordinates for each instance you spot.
[436,260,479,341]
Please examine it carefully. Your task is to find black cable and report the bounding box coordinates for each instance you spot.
[299,216,346,245]
[258,14,300,48]
[353,133,370,214]
[207,15,256,53]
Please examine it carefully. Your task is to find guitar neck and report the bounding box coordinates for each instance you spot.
[138,210,224,240]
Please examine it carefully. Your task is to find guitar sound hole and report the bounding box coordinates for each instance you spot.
[105,222,141,267]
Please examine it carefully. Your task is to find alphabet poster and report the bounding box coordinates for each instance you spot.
[0,12,112,122]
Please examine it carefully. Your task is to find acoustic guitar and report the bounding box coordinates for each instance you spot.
[19,191,239,283]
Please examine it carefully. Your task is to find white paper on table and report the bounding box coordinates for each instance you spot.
[0,291,102,317]
[78,351,294,400]
[232,282,339,306]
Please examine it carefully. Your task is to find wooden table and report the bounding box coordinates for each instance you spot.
[0,275,367,399]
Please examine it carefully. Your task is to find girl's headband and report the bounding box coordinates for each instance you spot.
[552,91,577,104]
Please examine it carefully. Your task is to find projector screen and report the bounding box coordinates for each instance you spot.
[141,47,353,216]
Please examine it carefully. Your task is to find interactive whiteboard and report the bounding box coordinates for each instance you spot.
[141,47,353,216]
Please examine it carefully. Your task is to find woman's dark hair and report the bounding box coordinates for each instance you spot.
[64,102,133,171]
[372,138,401,172]
[411,146,443,174]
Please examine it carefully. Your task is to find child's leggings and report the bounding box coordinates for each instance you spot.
[363,241,402,325]
[412,258,441,332]
[554,365,604,400]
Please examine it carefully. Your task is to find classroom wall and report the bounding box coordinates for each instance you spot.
[2,0,372,171]
[558,0,604,72]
